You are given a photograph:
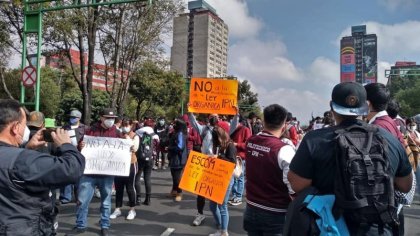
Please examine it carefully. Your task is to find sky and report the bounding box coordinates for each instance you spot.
[179,0,420,123]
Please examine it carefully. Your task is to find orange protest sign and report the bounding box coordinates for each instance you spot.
[179,151,235,204]
[188,78,238,115]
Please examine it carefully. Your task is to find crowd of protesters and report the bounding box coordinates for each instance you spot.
[0,81,419,236]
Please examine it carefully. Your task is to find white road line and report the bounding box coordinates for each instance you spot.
[160,227,175,236]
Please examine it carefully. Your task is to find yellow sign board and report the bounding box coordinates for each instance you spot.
[188,78,238,115]
[179,151,235,204]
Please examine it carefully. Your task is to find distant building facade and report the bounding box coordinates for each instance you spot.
[171,0,229,78]
[340,25,377,84]
[386,61,420,86]
[44,49,127,91]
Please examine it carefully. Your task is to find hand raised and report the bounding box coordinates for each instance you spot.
[51,128,71,146]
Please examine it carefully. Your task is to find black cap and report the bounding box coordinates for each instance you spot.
[331,82,368,116]
[100,108,118,118]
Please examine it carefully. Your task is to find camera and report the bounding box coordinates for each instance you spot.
[43,129,55,142]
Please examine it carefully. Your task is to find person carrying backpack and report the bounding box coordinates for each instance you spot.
[288,82,413,236]
[134,120,159,206]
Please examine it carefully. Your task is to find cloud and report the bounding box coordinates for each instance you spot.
[337,21,420,63]
[229,39,337,121]
[377,61,392,84]
[229,38,304,86]
[377,0,419,11]
[205,0,263,39]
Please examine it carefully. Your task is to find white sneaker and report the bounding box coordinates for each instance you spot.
[110,209,121,219]
[192,213,206,226]
[209,230,228,236]
[94,188,101,199]
[126,209,136,220]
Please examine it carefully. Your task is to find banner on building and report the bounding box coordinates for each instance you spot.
[179,151,235,204]
[81,135,132,176]
[188,78,238,115]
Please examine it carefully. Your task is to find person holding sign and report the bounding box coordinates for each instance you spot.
[168,119,188,202]
[110,118,139,220]
[207,126,237,236]
[70,108,119,236]
[243,104,296,236]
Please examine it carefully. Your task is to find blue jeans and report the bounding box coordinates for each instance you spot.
[231,159,245,199]
[209,176,234,231]
[243,205,285,236]
[76,175,114,229]
[60,184,75,203]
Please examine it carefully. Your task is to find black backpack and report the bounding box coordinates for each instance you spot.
[137,133,155,162]
[334,124,398,225]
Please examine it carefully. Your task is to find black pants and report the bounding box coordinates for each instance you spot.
[156,148,167,167]
[114,163,138,208]
[135,160,153,197]
[170,168,183,193]
[197,195,206,214]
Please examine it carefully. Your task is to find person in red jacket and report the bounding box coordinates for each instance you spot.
[228,115,251,206]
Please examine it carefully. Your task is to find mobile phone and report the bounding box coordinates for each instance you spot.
[43,129,55,142]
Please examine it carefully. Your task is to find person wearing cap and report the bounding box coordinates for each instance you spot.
[288,82,413,235]
[60,109,87,205]
[69,108,119,236]
[0,99,85,236]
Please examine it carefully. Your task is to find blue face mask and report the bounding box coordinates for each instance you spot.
[70,118,79,125]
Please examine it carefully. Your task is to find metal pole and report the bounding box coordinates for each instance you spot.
[20,32,27,104]
[35,13,42,111]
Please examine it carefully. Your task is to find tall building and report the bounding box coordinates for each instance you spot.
[170,0,229,78]
[340,25,377,84]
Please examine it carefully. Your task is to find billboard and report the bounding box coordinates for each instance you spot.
[362,36,377,83]
[340,38,356,82]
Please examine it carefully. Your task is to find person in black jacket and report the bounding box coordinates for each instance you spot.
[208,126,236,236]
[167,119,188,202]
[0,99,85,236]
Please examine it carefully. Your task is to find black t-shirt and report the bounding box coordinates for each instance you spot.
[290,119,412,194]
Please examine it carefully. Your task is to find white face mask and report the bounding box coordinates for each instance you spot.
[409,125,417,132]
[159,120,165,126]
[103,119,115,128]
[122,126,131,134]
[21,126,30,144]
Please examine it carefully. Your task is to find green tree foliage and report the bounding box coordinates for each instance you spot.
[0,67,61,117]
[129,62,185,120]
[396,79,420,117]
[389,68,420,117]
[237,80,261,116]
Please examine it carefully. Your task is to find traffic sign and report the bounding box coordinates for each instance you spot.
[21,66,37,88]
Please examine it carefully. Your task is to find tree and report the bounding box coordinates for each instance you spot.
[129,62,185,120]
[237,80,260,115]
[396,79,420,117]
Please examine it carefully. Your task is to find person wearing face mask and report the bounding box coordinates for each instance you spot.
[110,118,139,220]
[60,109,87,205]
[69,108,119,236]
[154,117,169,170]
[406,118,420,202]
[0,99,85,236]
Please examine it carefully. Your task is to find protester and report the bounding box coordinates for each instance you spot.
[135,119,159,205]
[288,82,413,235]
[228,115,251,206]
[60,109,86,205]
[243,104,296,235]
[387,99,407,135]
[0,99,85,235]
[407,118,420,201]
[208,126,237,236]
[69,108,119,236]
[154,117,170,170]
[365,83,409,235]
[110,118,139,220]
[168,119,188,202]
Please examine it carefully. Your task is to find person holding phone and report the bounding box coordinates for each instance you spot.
[0,99,85,236]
